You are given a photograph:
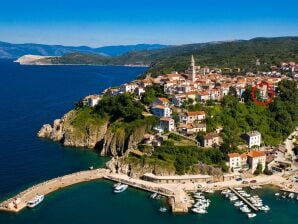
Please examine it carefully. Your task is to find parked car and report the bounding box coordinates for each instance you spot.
[250,180,257,183]
[242,180,249,184]
[235,177,242,181]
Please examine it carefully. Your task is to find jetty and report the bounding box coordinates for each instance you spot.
[105,173,190,213]
[229,187,258,211]
[0,168,109,213]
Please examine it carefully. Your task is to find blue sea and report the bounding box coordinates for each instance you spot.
[0,59,297,223]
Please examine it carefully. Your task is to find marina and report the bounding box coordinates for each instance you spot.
[229,187,259,211]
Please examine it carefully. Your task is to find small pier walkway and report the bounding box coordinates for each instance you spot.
[0,168,109,213]
[229,187,258,211]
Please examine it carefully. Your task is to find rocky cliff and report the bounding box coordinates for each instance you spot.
[38,109,154,156]
[106,157,176,178]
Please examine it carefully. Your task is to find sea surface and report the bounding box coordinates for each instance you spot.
[0,59,297,223]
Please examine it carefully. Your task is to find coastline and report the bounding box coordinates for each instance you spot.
[1,167,297,214]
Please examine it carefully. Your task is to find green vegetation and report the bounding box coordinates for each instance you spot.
[134,140,226,175]
[254,163,263,175]
[140,85,167,105]
[168,133,197,146]
[203,80,298,152]
[95,93,144,122]
[48,37,298,76]
[71,106,107,128]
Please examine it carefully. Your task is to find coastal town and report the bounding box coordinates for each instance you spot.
[1,56,298,218]
[85,55,298,176]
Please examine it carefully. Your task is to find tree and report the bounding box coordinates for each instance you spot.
[254,163,263,175]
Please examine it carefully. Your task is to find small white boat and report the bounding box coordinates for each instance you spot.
[192,207,207,214]
[159,207,167,212]
[27,195,44,208]
[240,205,251,213]
[248,213,257,218]
[234,201,244,207]
[235,187,243,190]
[260,205,270,211]
[113,182,122,188]
[114,184,128,193]
[150,192,158,199]
[288,193,295,199]
[204,189,215,194]
[229,196,239,201]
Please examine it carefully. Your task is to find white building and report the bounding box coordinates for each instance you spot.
[151,105,172,118]
[158,117,175,132]
[120,83,138,93]
[243,131,261,148]
[247,150,266,173]
[227,153,247,172]
[179,111,206,124]
[87,95,101,107]
[152,97,170,107]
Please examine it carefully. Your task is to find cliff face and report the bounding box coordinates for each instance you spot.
[106,157,176,178]
[38,110,152,156]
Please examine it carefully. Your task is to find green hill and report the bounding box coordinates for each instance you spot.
[46,36,298,74]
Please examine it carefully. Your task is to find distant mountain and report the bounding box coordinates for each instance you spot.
[31,36,298,74]
[0,42,168,59]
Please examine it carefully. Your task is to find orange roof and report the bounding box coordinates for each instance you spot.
[186,111,206,116]
[228,153,240,158]
[178,123,192,129]
[158,97,169,103]
[186,91,198,95]
[247,150,265,158]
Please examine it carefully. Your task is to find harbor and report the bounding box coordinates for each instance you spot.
[1,167,298,215]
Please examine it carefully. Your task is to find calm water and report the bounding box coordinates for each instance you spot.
[0,60,297,223]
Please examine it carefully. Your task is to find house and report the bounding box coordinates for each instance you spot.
[172,94,187,107]
[227,153,242,172]
[198,91,210,101]
[227,153,247,172]
[158,117,175,132]
[178,123,206,135]
[151,105,172,118]
[179,111,206,124]
[152,97,170,107]
[247,150,266,173]
[120,83,137,93]
[200,133,222,147]
[87,95,101,107]
[135,87,145,97]
[242,131,261,148]
[143,134,154,145]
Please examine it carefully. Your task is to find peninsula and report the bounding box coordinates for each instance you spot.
[2,39,298,214]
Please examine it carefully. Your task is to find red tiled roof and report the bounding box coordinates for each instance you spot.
[186,111,206,116]
[247,150,265,158]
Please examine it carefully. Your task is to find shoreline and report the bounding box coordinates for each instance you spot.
[1,167,297,214]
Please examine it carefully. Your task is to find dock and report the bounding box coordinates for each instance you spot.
[229,187,258,211]
[0,168,109,213]
[104,173,190,213]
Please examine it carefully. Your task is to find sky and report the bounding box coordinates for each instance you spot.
[0,0,297,47]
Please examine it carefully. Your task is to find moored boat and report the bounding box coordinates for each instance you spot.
[248,213,257,218]
[27,195,44,208]
[114,184,128,193]
[159,207,167,212]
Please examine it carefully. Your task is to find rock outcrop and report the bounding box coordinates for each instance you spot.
[38,110,153,156]
[106,157,176,178]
